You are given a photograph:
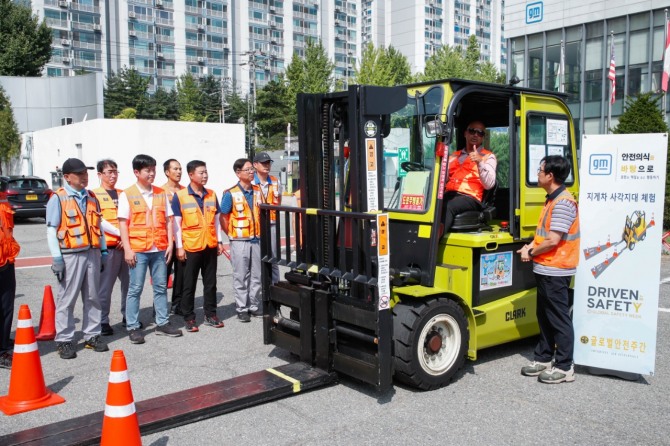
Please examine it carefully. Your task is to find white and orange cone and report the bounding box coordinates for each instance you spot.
[0,304,65,415]
[100,350,142,445]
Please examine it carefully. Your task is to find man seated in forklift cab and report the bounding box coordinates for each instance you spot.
[443,121,497,231]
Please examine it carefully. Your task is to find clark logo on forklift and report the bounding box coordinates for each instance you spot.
[364,120,377,137]
[505,308,526,321]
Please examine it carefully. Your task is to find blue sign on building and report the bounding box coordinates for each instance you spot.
[526,1,543,24]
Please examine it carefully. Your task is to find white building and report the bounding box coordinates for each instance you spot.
[31,0,507,95]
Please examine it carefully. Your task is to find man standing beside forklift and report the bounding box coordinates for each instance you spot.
[518,155,580,384]
[443,121,497,231]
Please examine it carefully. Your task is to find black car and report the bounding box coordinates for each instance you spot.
[0,175,53,219]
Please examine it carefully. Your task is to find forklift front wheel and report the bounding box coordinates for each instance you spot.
[393,299,469,390]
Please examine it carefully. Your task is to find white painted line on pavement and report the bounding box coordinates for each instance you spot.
[661,277,670,284]
[659,308,670,313]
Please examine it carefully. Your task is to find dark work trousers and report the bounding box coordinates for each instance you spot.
[0,263,16,354]
[168,243,185,314]
[533,273,574,371]
[180,247,218,321]
[444,192,482,231]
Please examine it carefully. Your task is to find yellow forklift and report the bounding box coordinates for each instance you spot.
[260,78,580,391]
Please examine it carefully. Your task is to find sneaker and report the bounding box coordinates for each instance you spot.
[57,342,77,359]
[122,318,144,329]
[249,309,263,318]
[101,323,114,336]
[204,315,224,328]
[237,312,251,323]
[521,360,552,377]
[184,319,199,333]
[156,322,183,337]
[0,352,12,369]
[84,335,110,352]
[539,366,575,384]
[129,329,145,344]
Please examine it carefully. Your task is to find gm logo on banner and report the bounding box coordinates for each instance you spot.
[589,154,612,175]
[526,2,543,24]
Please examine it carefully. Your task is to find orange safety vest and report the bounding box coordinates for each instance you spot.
[532,190,580,269]
[446,148,493,202]
[256,175,280,223]
[0,199,20,268]
[124,184,169,252]
[162,183,184,203]
[176,187,218,252]
[93,187,122,247]
[55,189,102,253]
[226,184,261,240]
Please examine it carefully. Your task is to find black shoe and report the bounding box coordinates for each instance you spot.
[57,341,77,359]
[249,309,263,318]
[237,312,251,323]
[156,322,183,337]
[204,315,224,328]
[84,335,110,352]
[0,352,12,369]
[101,323,114,336]
[129,329,145,344]
[123,317,144,330]
[184,319,199,333]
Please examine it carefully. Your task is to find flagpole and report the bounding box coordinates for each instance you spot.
[560,40,565,93]
[664,9,668,124]
[608,31,613,133]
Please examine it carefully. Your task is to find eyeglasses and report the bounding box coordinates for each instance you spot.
[237,168,255,173]
[467,128,485,137]
[537,168,546,174]
[102,170,119,176]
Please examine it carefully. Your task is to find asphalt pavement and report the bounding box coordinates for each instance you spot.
[1,217,669,446]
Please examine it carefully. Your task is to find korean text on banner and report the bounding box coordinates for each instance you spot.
[573,133,667,375]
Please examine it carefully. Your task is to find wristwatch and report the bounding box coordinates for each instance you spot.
[528,248,535,257]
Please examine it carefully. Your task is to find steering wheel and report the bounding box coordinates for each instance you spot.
[401,161,425,172]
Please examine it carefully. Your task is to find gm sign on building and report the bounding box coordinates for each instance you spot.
[526,1,543,24]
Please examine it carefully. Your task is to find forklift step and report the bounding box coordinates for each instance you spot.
[0,362,336,446]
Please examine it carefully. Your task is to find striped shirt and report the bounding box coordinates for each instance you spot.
[533,186,578,277]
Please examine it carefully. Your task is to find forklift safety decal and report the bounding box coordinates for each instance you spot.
[400,194,424,210]
[366,138,379,211]
[437,147,449,199]
[377,214,390,310]
[479,252,513,291]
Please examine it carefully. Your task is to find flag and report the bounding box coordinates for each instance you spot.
[662,21,670,92]
[608,39,616,104]
[554,41,565,92]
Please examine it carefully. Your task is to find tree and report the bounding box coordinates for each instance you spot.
[198,75,223,123]
[0,86,21,175]
[176,72,203,121]
[138,87,179,120]
[255,77,291,151]
[114,107,137,119]
[103,67,150,118]
[285,39,335,129]
[385,45,412,85]
[422,36,505,84]
[353,42,392,86]
[0,0,52,76]
[612,92,670,229]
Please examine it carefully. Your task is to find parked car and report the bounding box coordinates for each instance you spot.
[0,175,53,219]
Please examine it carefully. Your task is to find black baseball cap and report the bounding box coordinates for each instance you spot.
[253,152,273,163]
[62,158,94,174]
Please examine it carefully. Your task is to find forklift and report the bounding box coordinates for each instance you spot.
[260,78,580,391]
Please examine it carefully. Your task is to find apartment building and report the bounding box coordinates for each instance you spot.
[32,0,505,94]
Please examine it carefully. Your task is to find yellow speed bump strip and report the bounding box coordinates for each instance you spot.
[266,368,302,393]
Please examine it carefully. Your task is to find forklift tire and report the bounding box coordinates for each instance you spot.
[393,299,469,390]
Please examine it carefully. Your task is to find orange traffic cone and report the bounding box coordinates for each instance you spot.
[0,305,65,415]
[35,285,56,341]
[100,350,141,446]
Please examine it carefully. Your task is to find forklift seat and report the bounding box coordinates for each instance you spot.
[449,182,498,232]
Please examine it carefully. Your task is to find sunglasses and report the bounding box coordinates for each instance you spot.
[467,128,485,137]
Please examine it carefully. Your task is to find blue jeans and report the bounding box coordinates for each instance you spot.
[125,251,169,330]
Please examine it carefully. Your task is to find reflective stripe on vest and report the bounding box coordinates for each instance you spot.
[0,200,20,267]
[176,187,218,251]
[93,187,121,246]
[445,148,493,202]
[124,185,169,252]
[55,189,102,253]
[257,175,280,223]
[532,190,581,269]
[226,184,261,240]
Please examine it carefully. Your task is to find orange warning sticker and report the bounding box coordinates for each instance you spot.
[366,138,376,171]
[378,214,388,256]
